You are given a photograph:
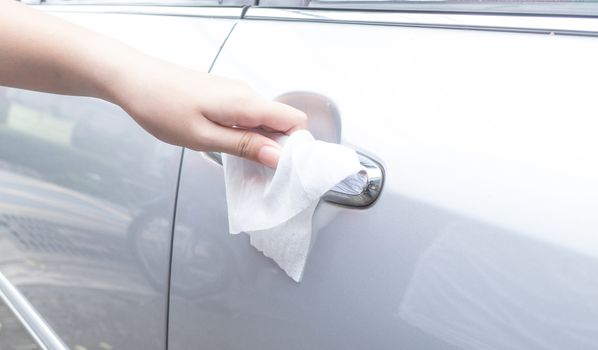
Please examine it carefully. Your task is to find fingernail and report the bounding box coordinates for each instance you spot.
[257,145,281,168]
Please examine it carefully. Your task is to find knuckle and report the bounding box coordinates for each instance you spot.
[236,130,255,158]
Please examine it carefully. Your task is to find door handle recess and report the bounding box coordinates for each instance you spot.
[203,151,384,208]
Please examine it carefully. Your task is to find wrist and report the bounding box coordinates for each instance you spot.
[88,41,149,111]
[96,57,137,109]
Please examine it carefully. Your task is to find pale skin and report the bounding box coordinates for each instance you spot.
[0,0,307,168]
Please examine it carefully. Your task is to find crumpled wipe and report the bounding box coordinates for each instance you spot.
[223,130,363,281]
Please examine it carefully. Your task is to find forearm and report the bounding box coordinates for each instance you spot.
[0,0,136,103]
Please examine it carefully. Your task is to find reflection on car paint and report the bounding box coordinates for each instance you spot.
[0,87,180,349]
[399,221,598,350]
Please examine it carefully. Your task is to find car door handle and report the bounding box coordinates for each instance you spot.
[203,151,384,208]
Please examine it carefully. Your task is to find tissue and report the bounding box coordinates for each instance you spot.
[223,130,363,282]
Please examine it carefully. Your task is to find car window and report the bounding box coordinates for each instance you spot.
[308,0,598,16]
[42,0,253,5]
[43,0,217,3]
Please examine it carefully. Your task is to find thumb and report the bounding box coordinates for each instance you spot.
[202,123,282,168]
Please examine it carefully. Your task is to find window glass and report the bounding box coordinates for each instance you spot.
[309,0,598,16]
[43,0,254,5]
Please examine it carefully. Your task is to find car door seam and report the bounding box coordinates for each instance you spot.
[165,147,185,350]
[208,21,239,73]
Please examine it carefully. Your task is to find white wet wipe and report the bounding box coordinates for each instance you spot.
[223,130,363,281]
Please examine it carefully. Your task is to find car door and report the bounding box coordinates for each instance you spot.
[169,2,598,349]
[0,2,246,349]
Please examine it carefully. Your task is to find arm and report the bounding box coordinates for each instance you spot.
[0,0,306,167]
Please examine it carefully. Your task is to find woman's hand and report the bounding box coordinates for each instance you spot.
[111,60,307,168]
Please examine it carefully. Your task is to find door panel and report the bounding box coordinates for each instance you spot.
[170,18,598,349]
[0,9,238,350]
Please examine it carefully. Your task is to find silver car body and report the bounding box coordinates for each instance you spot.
[1,3,598,350]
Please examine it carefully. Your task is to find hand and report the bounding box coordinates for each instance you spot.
[111,60,307,168]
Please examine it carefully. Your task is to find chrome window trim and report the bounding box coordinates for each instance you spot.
[33,5,245,18]
[0,272,69,350]
[245,7,598,36]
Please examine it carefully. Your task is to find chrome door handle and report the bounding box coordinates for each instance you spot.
[203,151,384,208]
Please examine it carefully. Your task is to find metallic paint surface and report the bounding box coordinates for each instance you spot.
[169,19,598,349]
[4,5,598,349]
[0,296,42,350]
[0,10,237,350]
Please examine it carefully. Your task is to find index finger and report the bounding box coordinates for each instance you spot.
[247,100,308,134]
